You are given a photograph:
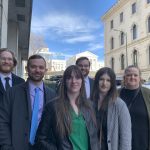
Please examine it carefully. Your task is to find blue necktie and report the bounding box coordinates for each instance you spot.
[29,87,40,145]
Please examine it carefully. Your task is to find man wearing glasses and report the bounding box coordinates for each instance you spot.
[0,48,25,101]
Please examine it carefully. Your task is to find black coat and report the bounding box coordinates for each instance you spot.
[0,81,56,150]
[0,73,25,102]
[89,77,94,97]
[35,100,100,150]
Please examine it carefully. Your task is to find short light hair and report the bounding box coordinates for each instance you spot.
[124,65,141,76]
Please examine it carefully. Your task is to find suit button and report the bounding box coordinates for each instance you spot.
[108,140,111,143]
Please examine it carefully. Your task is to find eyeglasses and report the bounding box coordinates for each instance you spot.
[0,57,13,62]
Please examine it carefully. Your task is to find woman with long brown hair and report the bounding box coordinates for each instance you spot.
[35,65,100,150]
[91,67,131,150]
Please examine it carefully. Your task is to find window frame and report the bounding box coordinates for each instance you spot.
[120,12,123,23]
[132,3,136,14]
[110,20,113,29]
[121,54,125,70]
[132,24,137,40]
[133,50,138,66]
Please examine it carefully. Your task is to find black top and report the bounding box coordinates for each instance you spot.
[120,88,149,150]
[96,104,108,150]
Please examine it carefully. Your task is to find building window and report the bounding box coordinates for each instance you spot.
[111,58,114,70]
[147,0,150,4]
[133,50,138,66]
[121,54,125,70]
[148,16,150,33]
[149,46,150,65]
[132,3,136,14]
[132,24,137,40]
[111,37,114,49]
[110,20,113,29]
[120,12,123,23]
[120,32,124,45]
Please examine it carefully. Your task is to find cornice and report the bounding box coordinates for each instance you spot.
[105,35,150,55]
[102,0,131,21]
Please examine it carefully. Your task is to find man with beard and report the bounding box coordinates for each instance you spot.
[76,57,94,99]
[0,48,25,101]
[0,54,56,150]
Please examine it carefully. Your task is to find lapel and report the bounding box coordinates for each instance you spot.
[12,73,18,86]
[22,81,32,121]
[43,84,48,104]
[107,101,116,139]
[0,78,5,94]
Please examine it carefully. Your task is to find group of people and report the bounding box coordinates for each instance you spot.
[0,48,149,150]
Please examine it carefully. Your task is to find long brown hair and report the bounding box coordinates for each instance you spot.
[91,67,117,110]
[55,65,92,137]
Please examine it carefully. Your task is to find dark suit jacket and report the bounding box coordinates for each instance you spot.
[0,81,56,150]
[89,77,94,95]
[0,73,25,102]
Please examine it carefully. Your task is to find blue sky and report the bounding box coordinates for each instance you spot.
[31,0,116,61]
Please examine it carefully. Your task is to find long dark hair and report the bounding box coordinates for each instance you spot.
[91,67,117,110]
[55,65,92,137]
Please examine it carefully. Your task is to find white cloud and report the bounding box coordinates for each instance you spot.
[64,35,96,43]
[31,12,102,43]
[32,13,101,33]
[87,43,104,51]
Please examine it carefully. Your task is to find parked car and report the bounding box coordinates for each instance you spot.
[116,76,123,89]
[142,81,150,89]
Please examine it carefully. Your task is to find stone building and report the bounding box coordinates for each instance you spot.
[102,0,150,80]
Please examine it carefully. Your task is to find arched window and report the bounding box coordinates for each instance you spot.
[111,57,114,70]
[120,32,124,45]
[121,54,125,70]
[133,50,138,66]
[111,37,114,49]
[148,16,150,33]
[149,45,150,65]
[132,24,137,40]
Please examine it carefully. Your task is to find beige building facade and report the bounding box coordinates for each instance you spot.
[102,0,150,80]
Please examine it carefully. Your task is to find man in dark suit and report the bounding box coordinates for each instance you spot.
[0,54,56,150]
[76,57,94,99]
[0,48,25,101]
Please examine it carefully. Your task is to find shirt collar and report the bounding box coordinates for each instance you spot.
[0,73,12,80]
[28,80,44,92]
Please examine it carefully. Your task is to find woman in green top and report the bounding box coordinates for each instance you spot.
[35,65,100,150]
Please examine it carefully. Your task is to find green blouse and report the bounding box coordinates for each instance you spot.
[69,109,89,150]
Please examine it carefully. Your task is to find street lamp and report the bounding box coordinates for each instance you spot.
[113,29,128,67]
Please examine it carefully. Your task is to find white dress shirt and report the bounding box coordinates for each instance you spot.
[84,76,90,99]
[0,73,12,90]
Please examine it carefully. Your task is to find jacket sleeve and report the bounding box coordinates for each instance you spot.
[34,102,57,150]
[118,100,132,150]
[0,90,14,150]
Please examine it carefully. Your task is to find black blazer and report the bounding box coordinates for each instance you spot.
[0,73,25,102]
[0,81,56,150]
[89,77,94,96]
[35,100,100,150]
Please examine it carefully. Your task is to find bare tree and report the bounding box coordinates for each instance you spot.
[29,32,47,55]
